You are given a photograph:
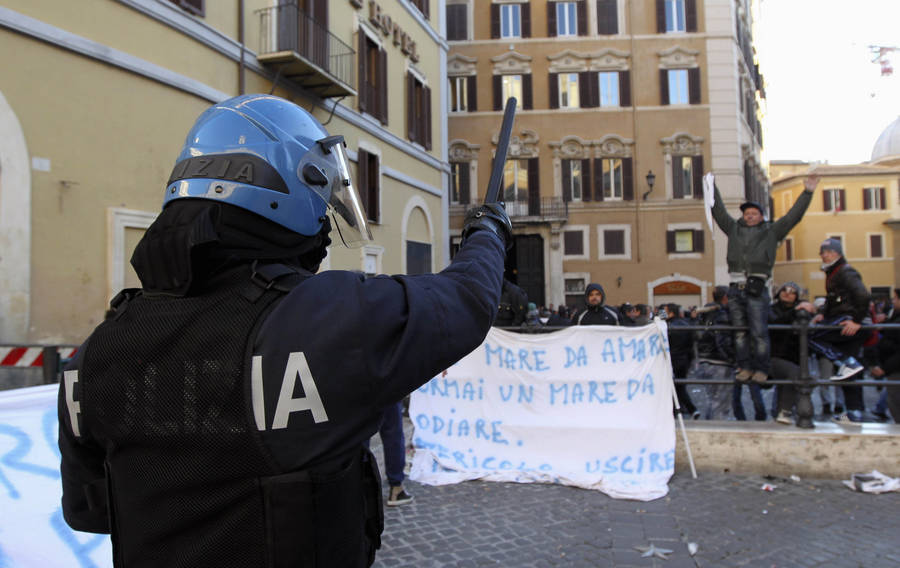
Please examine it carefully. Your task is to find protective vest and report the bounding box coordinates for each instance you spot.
[69,264,383,568]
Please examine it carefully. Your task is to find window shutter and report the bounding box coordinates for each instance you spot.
[447,4,466,40]
[656,0,666,33]
[466,75,477,111]
[871,235,883,258]
[407,75,416,141]
[672,157,683,199]
[358,149,369,213]
[666,231,676,253]
[688,67,701,104]
[581,159,592,201]
[459,163,470,204]
[880,187,886,209]
[378,48,388,124]
[686,0,697,32]
[422,0,430,19]
[578,71,594,108]
[549,73,559,109]
[618,70,631,106]
[561,159,572,202]
[577,0,588,35]
[358,33,368,113]
[490,4,500,38]
[598,0,617,34]
[839,189,846,212]
[493,75,502,110]
[523,74,533,109]
[424,85,432,150]
[622,157,634,201]
[521,2,531,38]
[527,158,540,215]
[591,158,602,202]
[823,191,832,211]
[659,69,669,105]
[547,2,557,37]
[370,155,380,222]
[864,189,871,210]
[693,230,705,252]
[691,155,704,199]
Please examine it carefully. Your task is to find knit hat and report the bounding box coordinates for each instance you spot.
[819,238,843,255]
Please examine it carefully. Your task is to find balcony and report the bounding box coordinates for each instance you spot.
[255,3,356,98]
[466,198,569,224]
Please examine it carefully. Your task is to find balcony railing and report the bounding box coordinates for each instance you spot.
[466,198,569,223]
[256,3,355,97]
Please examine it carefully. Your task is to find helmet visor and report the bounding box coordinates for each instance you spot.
[302,136,372,247]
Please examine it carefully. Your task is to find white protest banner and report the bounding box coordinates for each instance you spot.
[0,384,113,567]
[703,172,716,237]
[409,321,675,501]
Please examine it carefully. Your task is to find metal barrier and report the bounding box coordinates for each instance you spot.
[497,322,900,429]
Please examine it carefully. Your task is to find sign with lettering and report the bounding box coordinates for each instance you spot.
[0,384,113,567]
[409,321,676,501]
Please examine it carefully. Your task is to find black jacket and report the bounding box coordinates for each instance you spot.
[823,257,870,323]
[769,299,808,364]
[494,279,527,326]
[58,230,505,568]
[575,283,620,326]
[695,303,734,363]
[666,316,694,372]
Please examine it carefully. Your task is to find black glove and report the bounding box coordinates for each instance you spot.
[461,202,512,250]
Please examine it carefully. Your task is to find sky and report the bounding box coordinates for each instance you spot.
[756,0,900,164]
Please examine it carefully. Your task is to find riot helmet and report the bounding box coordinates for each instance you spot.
[164,94,371,247]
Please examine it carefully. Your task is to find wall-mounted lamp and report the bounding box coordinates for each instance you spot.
[616,276,623,288]
[642,170,656,201]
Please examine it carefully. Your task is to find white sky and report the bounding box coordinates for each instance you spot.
[756,0,900,165]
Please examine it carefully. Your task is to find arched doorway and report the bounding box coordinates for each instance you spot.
[648,273,707,310]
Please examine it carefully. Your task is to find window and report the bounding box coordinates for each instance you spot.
[450,162,470,204]
[660,68,700,105]
[672,155,703,199]
[500,4,521,38]
[168,0,204,17]
[407,74,431,149]
[450,235,463,259]
[869,234,884,258]
[449,76,467,112]
[666,227,704,254]
[565,276,587,307]
[558,73,580,108]
[597,225,632,259]
[447,3,467,40]
[563,228,587,257]
[503,159,530,212]
[823,189,846,212]
[599,72,619,107]
[664,0,685,32]
[410,0,429,19]
[502,74,523,103]
[562,159,588,202]
[556,2,577,36]
[656,0,697,33]
[600,158,623,200]
[494,73,532,110]
[863,187,886,210]
[784,237,794,261]
[406,241,432,274]
[357,148,380,223]
[358,34,387,124]
[597,0,618,34]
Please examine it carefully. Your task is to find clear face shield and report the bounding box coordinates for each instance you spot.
[299,135,373,248]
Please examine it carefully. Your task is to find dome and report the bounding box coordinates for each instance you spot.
[871,116,900,163]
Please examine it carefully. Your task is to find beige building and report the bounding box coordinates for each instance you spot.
[771,116,900,299]
[0,0,446,344]
[445,0,768,311]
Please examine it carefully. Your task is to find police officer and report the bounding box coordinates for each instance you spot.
[58,94,510,568]
[494,278,527,326]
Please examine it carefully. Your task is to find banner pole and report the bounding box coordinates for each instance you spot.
[664,318,698,479]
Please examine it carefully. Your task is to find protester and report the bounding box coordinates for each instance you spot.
[574,283,620,325]
[57,94,509,567]
[809,238,870,424]
[690,286,735,419]
[546,305,572,327]
[710,174,818,384]
[521,302,544,331]
[633,304,652,325]
[768,282,817,425]
[663,304,699,419]
[870,288,900,421]
[495,278,528,327]
[620,303,642,326]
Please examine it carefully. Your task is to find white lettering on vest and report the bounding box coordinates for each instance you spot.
[64,370,81,437]
[253,352,329,430]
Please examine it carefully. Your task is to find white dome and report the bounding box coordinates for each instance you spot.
[871,116,900,162]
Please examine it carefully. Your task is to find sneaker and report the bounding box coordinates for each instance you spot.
[751,370,768,384]
[829,357,864,381]
[691,410,702,420]
[387,485,414,506]
[735,368,753,383]
[831,412,863,426]
[776,410,793,425]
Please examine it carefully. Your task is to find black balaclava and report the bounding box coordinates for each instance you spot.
[130,200,331,297]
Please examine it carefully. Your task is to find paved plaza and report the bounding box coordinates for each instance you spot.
[372,472,899,567]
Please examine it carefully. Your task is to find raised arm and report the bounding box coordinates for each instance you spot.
[711,184,736,234]
[772,175,818,239]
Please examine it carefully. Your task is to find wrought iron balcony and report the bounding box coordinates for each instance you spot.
[465,198,568,223]
[255,3,356,98]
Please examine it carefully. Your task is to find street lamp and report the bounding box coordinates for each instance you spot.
[642,170,656,200]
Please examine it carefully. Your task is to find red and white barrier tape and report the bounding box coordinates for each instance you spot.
[0,347,77,367]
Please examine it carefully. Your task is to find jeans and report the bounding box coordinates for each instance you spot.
[728,285,771,374]
[374,401,407,486]
[689,360,734,420]
[732,383,767,421]
[770,356,800,414]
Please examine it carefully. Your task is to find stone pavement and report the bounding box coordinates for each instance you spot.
[371,472,900,567]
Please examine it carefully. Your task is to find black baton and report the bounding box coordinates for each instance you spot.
[484,97,517,205]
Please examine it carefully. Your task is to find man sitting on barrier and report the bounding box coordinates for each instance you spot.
[768,282,817,425]
[810,238,871,424]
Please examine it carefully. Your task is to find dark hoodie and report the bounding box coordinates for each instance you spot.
[575,283,620,326]
[769,281,807,364]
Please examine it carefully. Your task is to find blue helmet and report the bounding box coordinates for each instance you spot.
[164,94,371,247]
